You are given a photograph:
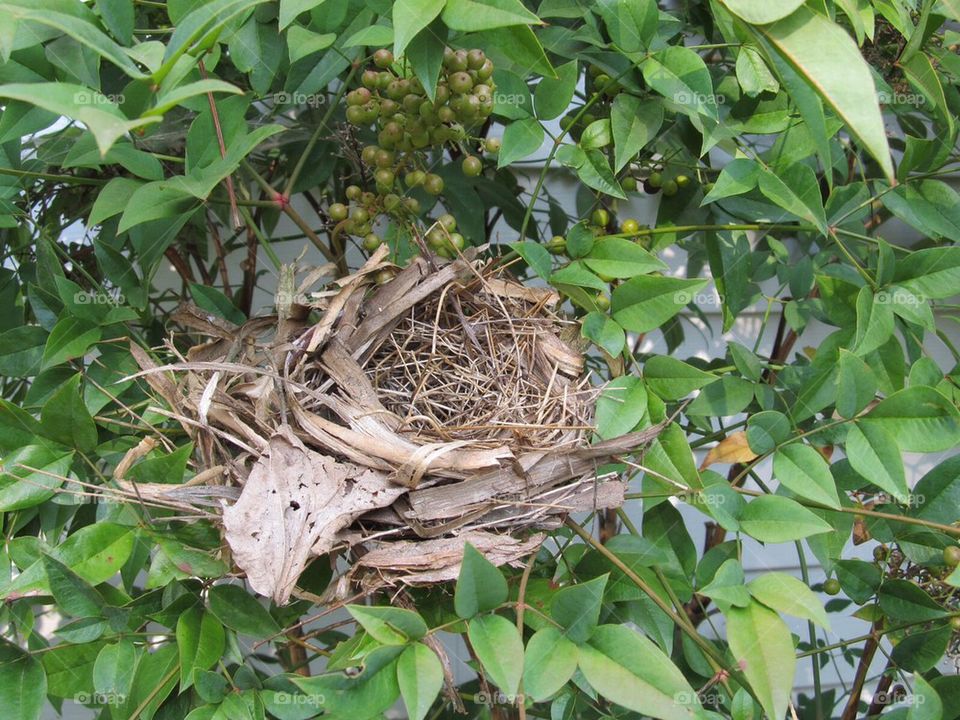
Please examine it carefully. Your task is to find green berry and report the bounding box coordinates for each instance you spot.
[384,193,401,211]
[448,232,466,251]
[345,106,366,125]
[438,213,457,231]
[647,171,663,188]
[449,71,474,94]
[362,233,381,251]
[424,173,444,195]
[662,179,679,196]
[374,168,394,188]
[622,176,637,192]
[328,203,349,222]
[351,207,370,224]
[462,155,483,177]
[546,235,567,255]
[484,137,501,154]
[373,49,393,68]
[676,174,692,188]
[591,208,610,227]
[823,579,841,596]
[403,197,420,214]
[594,293,611,311]
[467,49,486,70]
[404,170,425,187]
[944,546,960,567]
[621,218,640,235]
[345,185,362,201]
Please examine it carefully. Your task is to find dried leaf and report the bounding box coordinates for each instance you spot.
[699,431,759,470]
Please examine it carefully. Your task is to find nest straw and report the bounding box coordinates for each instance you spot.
[120,247,665,604]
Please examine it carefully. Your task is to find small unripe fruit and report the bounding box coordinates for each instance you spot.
[403,197,420,214]
[621,218,640,235]
[438,213,457,231]
[476,58,494,81]
[951,616,960,631]
[462,155,483,177]
[375,268,395,284]
[384,193,401,211]
[361,70,379,88]
[328,203,348,221]
[944,545,960,567]
[676,174,692,188]
[662,179,679,196]
[426,228,446,248]
[448,232,466,251]
[373,49,393,68]
[424,173,444,195]
[594,293,611,311]
[346,88,370,106]
[448,50,468,72]
[345,185,362,201]
[484,137,501,154]
[449,71,474,94]
[374,168,394,188]
[467,49,486,70]
[823,579,841,596]
[546,235,567,255]
[375,149,395,168]
[622,176,637,192]
[362,233,381,251]
[647,171,663,188]
[376,71,393,89]
[351,208,370,224]
[404,170,425,187]
[345,106,366,125]
[591,208,610,227]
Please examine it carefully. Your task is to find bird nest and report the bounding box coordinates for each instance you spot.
[122,247,664,605]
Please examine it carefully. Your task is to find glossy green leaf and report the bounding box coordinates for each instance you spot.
[611,94,664,172]
[747,572,830,629]
[612,276,709,333]
[397,643,443,720]
[467,614,524,695]
[522,627,578,701]
[178,608,225,690]
[738,495,832,542]
[644,356,717,400]
[773,443,841,508]
[725,600,795,720]
[455,543,508,618]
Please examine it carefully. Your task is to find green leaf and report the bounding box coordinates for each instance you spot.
[0,325,47,378]
[644,356,717,400]
[612,276,709,333]
[97,0,134,44]
[0,444,73,512]
[0,83,158,156]
[580,119,611,149]
[700,558,751,608]
[89,177,144,226]
[93,640,137,700]
[735,45,779,97]
[725,600,796,720]
[41,554,103,619]
[577,624,701,720]
[5,523,136,595]
[397,643,443,720]
[611,94,663,172]
[118,181,199,232]
[584,238,666,278]
[207,584,281,637]
[752,7,894,181]
[508,241,551,280]
[287,26,336,64]
[455,543,509,618]
[441,0,541,31]
[116,643,178,720]
[346,605,428,644]
[853,287,894,356]
[861,386,960,452]
[145,79,243,117]
[836,349,878,418]
[177,608,225,690]
[686,376,755,416]
[909,675,944,720]
[772,443,841,508]
[342,24,394,48]
[522,627,578,701]
[746,410,791,454]
[702,158,761,203]
[0,641,47,720]
[42,316,101,369]
[497,117,544,167]
[914,455,960,526]
[550,575,607,644]
[720,0,804,23]
[738,495,832,542]
[279,0,327,29]
[407,22,446,101]
[2,4,143,77]
[835,559,882,603]
[596,0,658,53]
[190,284,245,325]
[555,145,627,198]
[467,614,524,695]
[160,0,274,72]
[757,163,827,233]
[534,60,578,121]
[595,376,647,439]
[581,312,625,358]
[845,421,908,501]
[393,0,445,57]
[642,46,719,120]
[894,245,960,298]
[747,572,830,629]
[40,374,98,453]
[878,579,947,622]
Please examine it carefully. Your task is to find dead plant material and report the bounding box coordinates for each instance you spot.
[126,247,665,604]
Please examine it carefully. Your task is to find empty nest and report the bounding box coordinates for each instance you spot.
[122,246,664,605]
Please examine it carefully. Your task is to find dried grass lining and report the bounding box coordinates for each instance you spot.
[123,247,664,604]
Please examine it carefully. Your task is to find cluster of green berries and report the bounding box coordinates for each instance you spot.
[345,46,496,150]
[330,47,500,255]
